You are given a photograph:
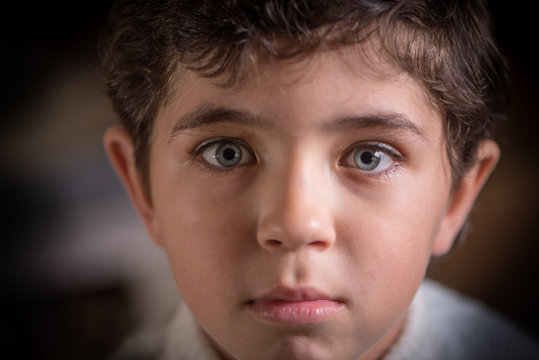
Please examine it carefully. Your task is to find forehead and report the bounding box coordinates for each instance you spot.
[160,47,442,141]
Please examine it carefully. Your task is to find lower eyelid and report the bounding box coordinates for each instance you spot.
[370,163,403,180]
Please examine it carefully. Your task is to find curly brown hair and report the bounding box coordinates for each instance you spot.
[100,0,508,187]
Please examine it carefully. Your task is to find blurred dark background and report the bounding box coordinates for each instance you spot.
[1,1,538,359]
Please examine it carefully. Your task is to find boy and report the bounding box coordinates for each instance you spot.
[101,0,539,359]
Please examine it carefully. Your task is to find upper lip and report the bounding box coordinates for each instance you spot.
[249,286,342,303]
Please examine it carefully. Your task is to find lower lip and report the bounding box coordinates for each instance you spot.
[248,299,343,324]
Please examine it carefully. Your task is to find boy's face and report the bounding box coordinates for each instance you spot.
[106,49,498,360]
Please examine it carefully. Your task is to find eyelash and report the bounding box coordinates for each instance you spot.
[189,138,405,178]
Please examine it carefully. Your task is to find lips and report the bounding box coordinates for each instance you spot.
[247,287,344,324]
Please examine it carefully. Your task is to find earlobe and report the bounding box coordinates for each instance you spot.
[103,126,164,247]
[432,140,500,256]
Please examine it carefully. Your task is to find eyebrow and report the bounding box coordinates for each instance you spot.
[170,104,426,140]
[171,105,267,136]
[326,113,426,140]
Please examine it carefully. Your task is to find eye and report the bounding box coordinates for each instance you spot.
[341,142,400,174]
[198,139,255,168]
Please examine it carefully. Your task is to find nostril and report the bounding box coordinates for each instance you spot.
[308,240,328,248]
[266,239,282,247]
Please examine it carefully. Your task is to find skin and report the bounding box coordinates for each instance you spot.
[105,49,499,360]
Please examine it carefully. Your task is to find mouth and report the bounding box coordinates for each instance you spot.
[246,286,345,325]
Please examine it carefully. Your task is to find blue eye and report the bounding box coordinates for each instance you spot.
[342,143,399,174]
[199,140,255,168]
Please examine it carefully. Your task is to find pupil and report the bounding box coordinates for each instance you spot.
[223,147,237,160]
[360,151,374,164]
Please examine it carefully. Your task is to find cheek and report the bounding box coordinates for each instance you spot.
[339,171,450,298]
[151,172,254,308]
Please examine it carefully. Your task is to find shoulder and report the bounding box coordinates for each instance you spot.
[386,279,539,360]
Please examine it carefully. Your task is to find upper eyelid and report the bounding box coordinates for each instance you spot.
[191,137,254,157]
[342,141,404,161]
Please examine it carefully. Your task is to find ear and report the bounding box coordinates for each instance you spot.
[432,139,500,256]
[103,126,164,247]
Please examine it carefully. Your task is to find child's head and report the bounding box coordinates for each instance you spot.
[102,1,507,359]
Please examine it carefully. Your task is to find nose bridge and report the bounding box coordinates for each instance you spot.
[256,149,336,251]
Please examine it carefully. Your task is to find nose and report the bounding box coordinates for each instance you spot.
[256,158,336,252]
